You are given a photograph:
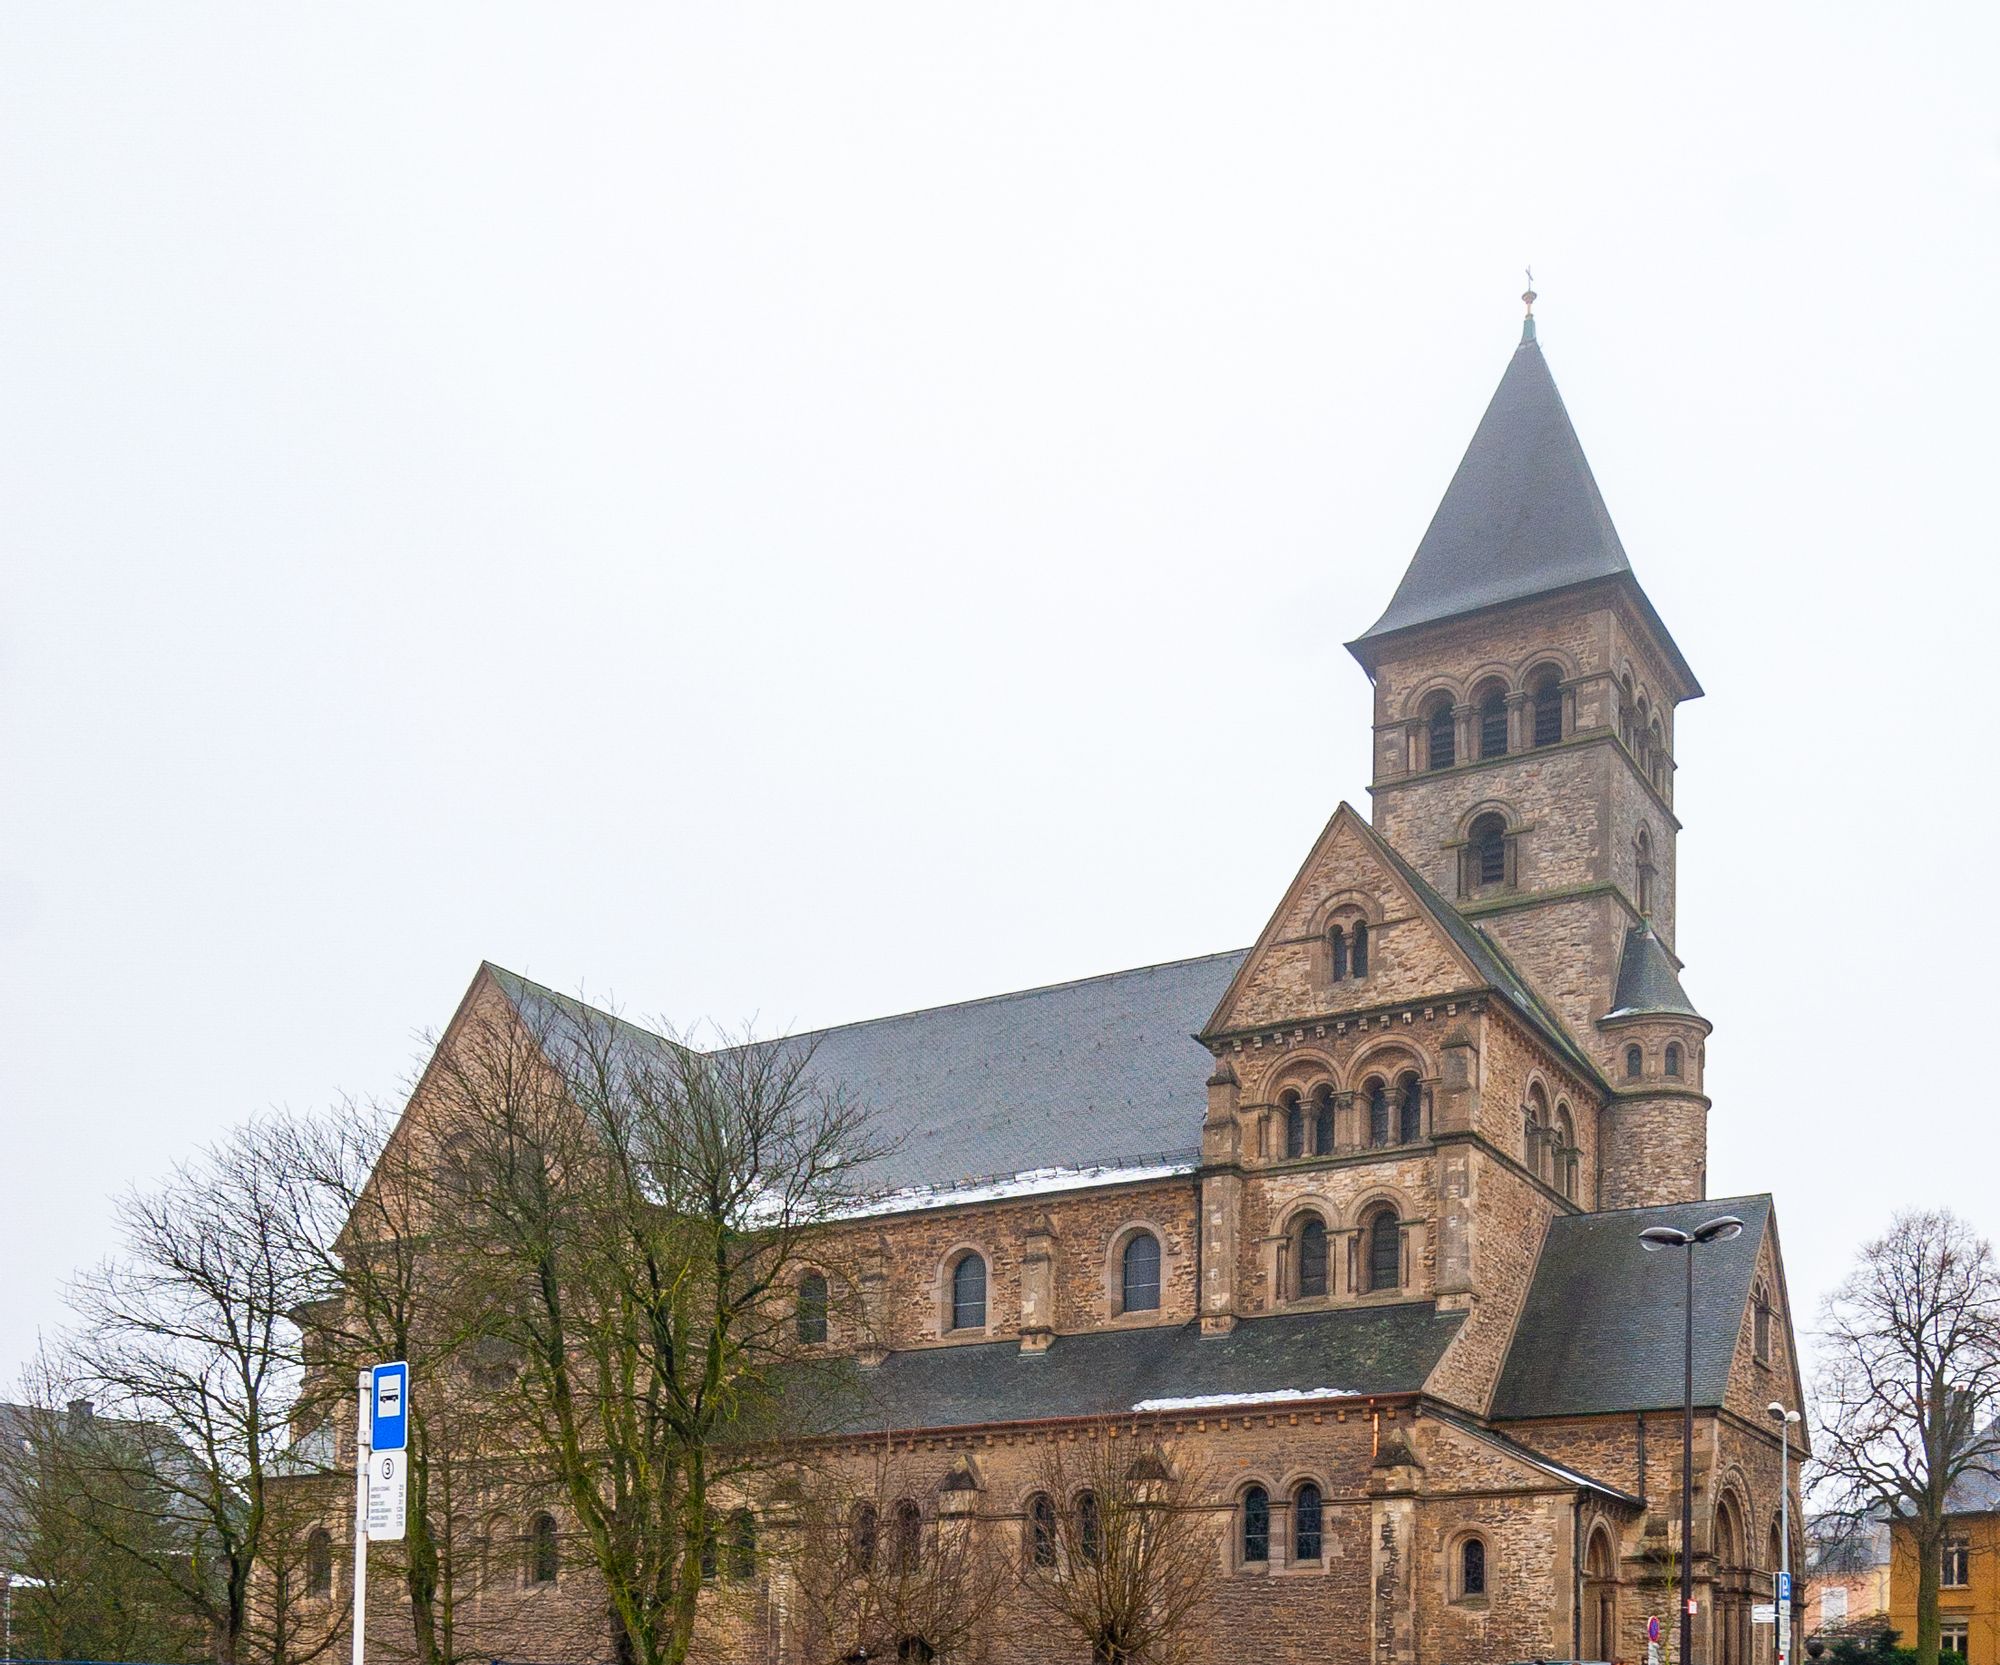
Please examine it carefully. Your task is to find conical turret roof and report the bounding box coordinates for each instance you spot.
[1606,923,1702,1019]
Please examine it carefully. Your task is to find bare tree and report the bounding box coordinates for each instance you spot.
[417,980,880,1665]
[1813,1210,2000,1665]
[1016,1432,1219,1665]
[61,1119,341,1665]
[783,1453,1009,1664]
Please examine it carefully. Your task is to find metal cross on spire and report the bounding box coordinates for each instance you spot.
[1521,268,1539,342]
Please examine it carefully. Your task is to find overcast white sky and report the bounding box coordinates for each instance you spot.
[4,4,1997,1383]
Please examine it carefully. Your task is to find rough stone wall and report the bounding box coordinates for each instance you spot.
[1481,891,1631,1055]
[1423,1148,1560,1415]
[1235,1150,1438,1312]
[1597,1093,1710,1209]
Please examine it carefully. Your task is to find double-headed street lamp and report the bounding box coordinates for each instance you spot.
[1641,1215,1746,1665]
[1768,1401,1802,1665]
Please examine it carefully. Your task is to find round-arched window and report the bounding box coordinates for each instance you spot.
[1241,1485,1270,1563]
[1121,1232,1161,1314]
[1312,1085,1336,1156]
[1425,697,1456,771]
[796,1271,829,1344]
[1028,1492,1057,1568]
[1296,1217,1329,1299]
[1293,1481,1324,1562]
[1366,1209,1401,1292]
[950,1253,987,1331]
[305,1526,332,1598]
[1283,1091,1306,1159]
[528,1511,558,1586]
[1459,1534,1487,1597]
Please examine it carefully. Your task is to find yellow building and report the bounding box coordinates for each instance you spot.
[1892,1502,2000,1663]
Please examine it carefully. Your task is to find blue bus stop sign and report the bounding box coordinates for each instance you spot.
[370,1361,409,1453]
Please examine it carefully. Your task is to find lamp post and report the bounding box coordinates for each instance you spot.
[1641,1215,1746,1665]
[1767,1402,1801,1665]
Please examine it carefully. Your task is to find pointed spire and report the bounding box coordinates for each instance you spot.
[1521,273,1538,344]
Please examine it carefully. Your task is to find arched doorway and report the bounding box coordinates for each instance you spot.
[1584,1526,1619,1661]
[1714,1493,1748,1665]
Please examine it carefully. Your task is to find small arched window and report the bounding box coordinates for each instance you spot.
[1366,1209,1401,1292]
[1293,1482,1324,1562]
[1620,674,1637,748]
[1283,1091,1306,1160]
[1350,919,1369,977]
[1523,1087,1546,1169]
[796,1271,829,1345]
[1330,924,1348,980]
[305,1526,332,1599]
[1367,1078,1391,1147]
[851,1503,879,1571]
[1530,668,1563,748]
[1665,1042,1683,1078]
[894,1500,923,1572]
[1426,698,1456,771]
[1396,1071,1423,1144]
[1312,1085,1336,1156]
[1469,813,1508,889]
[1478,685,1509,759]
[1297,1216,1329,1299]
[1076,1490,1102,1563]
[1753,1282,1774,1362]
[1650,717,1666,787]
[727,1508,756,1581]
[1028,1493,1057,1568]
[1625,1045,1643,1080]
[1637,827,1656,915]
[1242,1486,1270,1563]
[1459,1534,1488,1597]
[1554,1108,1577,1200]
[528,1511,558,1586]
[1121,1232,1161,1313]
[950,1253,987,1331]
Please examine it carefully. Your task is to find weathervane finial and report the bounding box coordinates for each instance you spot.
[1521,268,1539,343]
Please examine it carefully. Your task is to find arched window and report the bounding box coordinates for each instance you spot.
[528,1511,558,1586]
[1367,1078,1391,1147]
[1665,1042,1683,1078]
[898,1642,936,1664]
[1350,919,1369,977]
[1469,813,1508,889]
[1523,1086,1546,1170]
[1121,1232,1162,1313]
[1028,1493,1057,1568]
[1753,1282,1774,1362]
[1554,1108,1577,1200]
[1312,1086,1336,1156]
[894,1500,923,1572]
[1293,1482,1323,1562]
[850,1503,879,1571]
[1620,674,1637,749]
[1650,718,1666,787]
[1426,698,1456,771]
[1296,1216,1329,1299]
[1478,685,1510,759]
[950,1253,987,1331]
[1076,1490,1102,1563]
[796,1271,829,1345]
[1396,1071,1423,1144]
[1625,1045,1643,1080]
[1459,1534,1488,1598]
[1366,1209,1401,1292]
[305,1526,332,1599]
[1530,668,1563,748]
[727,1508,756,1581]
[1637,827,1656,915]
[1241,1486,1270,1563]
[1330,924,1348,980]
[1283,1091,1306,1160]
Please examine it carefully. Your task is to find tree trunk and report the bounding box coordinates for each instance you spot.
[1914,1524,1941,1665]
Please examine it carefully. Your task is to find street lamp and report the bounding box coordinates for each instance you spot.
[1642,1215,1746,1665]
[1768,1401,1802,1665]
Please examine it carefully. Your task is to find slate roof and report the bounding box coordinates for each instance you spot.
[1941,1417,2000,1515]
[1608,924,1702,1019]
[1490,1194,1772,1420]
[804,1304,1466,1436]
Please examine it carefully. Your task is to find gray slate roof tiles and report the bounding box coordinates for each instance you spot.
[1609,924,1702,1018]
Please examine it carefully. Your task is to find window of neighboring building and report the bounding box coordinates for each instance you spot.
[1297,1216,1329,1299]
[305,1526,332,1599]
[796,1271,829,1345]
[1942,1625,1968,1658]
[1366,1209,1402,1293]
[1821,1587,1849,1624]
[1943,1538,1969,1588]
[1426,698,1456,771]
[1396,1071,1423,1144]
[1478,686,1510,759]
[895,1501,922,1572]
[1028,1493,1057,1569]
[1312,1085,1336,1156]
[1665,1042,1683,1078]
[1458,1534,1488,1598]
[1293,1482,1323,1563]
[1121,1232,1161,1313]
[528,1512,558,1586]
[1530,668,1563,748]
[1242,1486,1270,1564]
[950,1253,987,1331]
[1625,1045,1644,1080]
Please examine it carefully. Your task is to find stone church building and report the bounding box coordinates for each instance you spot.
[325,309,1807,1663]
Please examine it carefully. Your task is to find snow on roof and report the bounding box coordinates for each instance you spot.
[1130,1387,1356,1414]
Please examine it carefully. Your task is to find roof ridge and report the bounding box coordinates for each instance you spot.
[1552,1192,1774,1222]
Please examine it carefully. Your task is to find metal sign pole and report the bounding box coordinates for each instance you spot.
[353,1369,370,1665]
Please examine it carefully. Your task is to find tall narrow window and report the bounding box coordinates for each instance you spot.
[1531,670,1563,747]
[1284,1091,1305,1160]
[1523,1095,1543,1169]
[1637,828,1655,915]
[1076,1491,1102,1563]
[1028,1493,1057,1568]
[1460,1535,1487,1597]
[1396,1072,1423,1143]
[1312,1086,1336,1156]
[727,1509,756,1581]
[1625,1045,1643,1080]
[1554,1108,1577,1199]
[1293,1482,1324,1562]
[1367,1210,1401,1292]
[1330,924,1348,980]
[1350,919,1369,977]
[1478,688,1509,758]
[1121,1232,1161,1313]
[1297,1217,1329,1299]
[1944,1538,1970,1588]
[305,1527,332,1599]
[1753,1283,1773,1362]
[528,1512,558,1586]
[895,1501,922,1572]
[796,1271,828,1344]
[950,1253,987,1331]
[1242,1486,1270,1563]
[1368,1079,1390,1147]
[1665,1041,1683,1078]
[1427,700,1456,771]
[851,1504,879,1571]
[1469,813,1508,888]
